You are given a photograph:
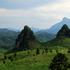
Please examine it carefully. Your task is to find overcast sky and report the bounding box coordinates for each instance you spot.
[0,0,70,30]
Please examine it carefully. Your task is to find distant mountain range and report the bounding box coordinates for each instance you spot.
[34,17,70,42]
[47,17,70,34]
[0,29,19,50]
[0,28,55,50]
[35,30,56,42]
[0,17,70,50]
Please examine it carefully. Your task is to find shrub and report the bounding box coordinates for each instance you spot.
[27,51,30,55]
[33,54,35,56]
[10,58,13,62]
[50,50,52,53]
[42,50,44,54]
[3,60,5,64]
[67,49,70,53]
[44,48,48,53]
[49,53,70,70]
[14,53,17,57]
[8,56,12,60]
[36,48,40,55]
[4,55,7,59]
[56,49,58,53]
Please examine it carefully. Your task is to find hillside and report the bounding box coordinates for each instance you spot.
[0,29,19,50]
[35,30,55,42]
[0,45,70,70]
[46,38,70,48]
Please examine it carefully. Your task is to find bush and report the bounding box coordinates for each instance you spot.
[49,50,52,53]
[4,55,7,59]
[14,53,17,57]
[45,48,48,53]
[49,53,70,70]
[42,50,44,54]
[10,58,13,62]
[33,54,35,56]
[56,49,58,53]
[3,60,5,64]
[67,49,70,53]
[36,48,40,55]
[27,51,30,55]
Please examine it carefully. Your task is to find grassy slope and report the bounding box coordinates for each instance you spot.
[45,38,70,48]
[0,48,70,70]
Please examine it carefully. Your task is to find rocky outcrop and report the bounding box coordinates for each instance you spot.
[15,25,37,50]
[56,24,70,38]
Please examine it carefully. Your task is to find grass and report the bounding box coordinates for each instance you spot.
[0,47,70,70]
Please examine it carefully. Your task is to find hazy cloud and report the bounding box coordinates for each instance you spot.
[0,0,70,29]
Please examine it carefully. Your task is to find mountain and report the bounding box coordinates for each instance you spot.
[46,24,70,48]
[15,25,41,51]
[31,28,40,32]
[1,17,70,51]
[48,17,70,34]
[56,24,70,38]
[33,17,70,42]
[35,30,56,42]
[0,27,55,51]
[0,28,19,50]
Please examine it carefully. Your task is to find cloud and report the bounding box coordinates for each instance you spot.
[0,0,70,29]
[0,0,70,17]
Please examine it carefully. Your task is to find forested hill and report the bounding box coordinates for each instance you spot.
[0,29,19,50]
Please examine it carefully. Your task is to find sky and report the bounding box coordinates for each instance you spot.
[0,0,70,30]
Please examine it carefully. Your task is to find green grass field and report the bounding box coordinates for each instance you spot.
[0,47,70,70]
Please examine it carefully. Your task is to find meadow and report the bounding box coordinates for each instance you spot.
[0,47,70,70]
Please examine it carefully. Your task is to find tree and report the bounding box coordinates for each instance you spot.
[36,48,40,55]
[67,49,70,53]
[4,55,7,59]
[3,60,5,64]
[14,53,17,57]
[49,53,70,70]
[45,48,48,53]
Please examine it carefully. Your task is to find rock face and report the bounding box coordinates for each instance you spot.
[16,25,37,50]
[56,24,70,38]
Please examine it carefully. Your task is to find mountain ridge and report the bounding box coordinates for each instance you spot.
[0,17,70,50]
[47,17,70,34]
